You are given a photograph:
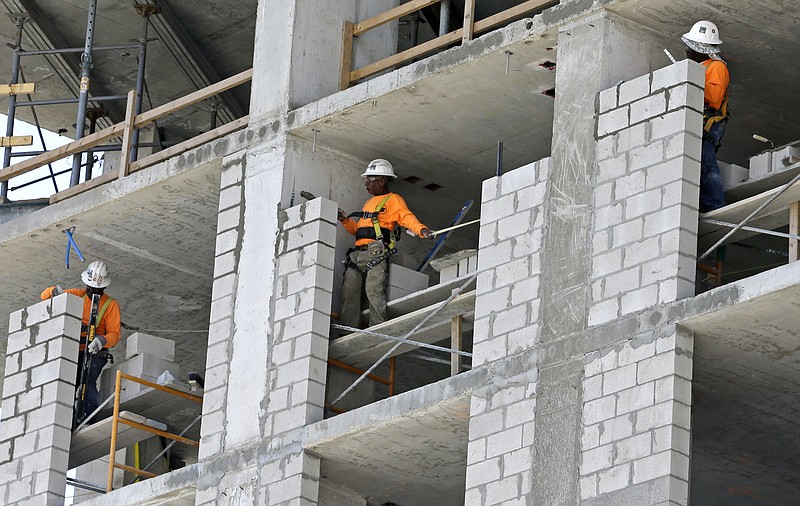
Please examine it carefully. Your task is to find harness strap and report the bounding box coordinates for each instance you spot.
[83,294,114,333]
[371,194,393,247]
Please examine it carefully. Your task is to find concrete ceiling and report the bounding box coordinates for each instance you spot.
[681,283,800,504]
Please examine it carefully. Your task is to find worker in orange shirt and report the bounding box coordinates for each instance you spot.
[41,260,121,426]
[682,20,730,212]
[337,159,432,328]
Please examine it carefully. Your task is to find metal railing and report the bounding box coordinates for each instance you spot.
[339,0,557,89]
[0,69,252,204]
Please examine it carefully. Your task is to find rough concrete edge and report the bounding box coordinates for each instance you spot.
[79,463,199,506]
[0,127,249,244]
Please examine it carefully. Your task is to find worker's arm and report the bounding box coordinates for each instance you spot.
[704,60,729,111]
[390,195,428,237]
[99,300,121,348]
[40,286,83,299]
[340,217,358,236]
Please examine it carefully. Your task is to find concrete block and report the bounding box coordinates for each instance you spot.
[217,207,240,233]
[597,106,629,137]
[598,87,618,114]
[594,203,624,232]
[303,197,339,225]
[209,294,234,324]
[651,59,705,91]
[634,402,673,433]
[1,397,15,420]
[215,229,238,256]
[34,317,73,345]
[629,142,665,173]
[4,354,20,377]
[6,475,33,503]
[387,263,428,292]
[214,251,236,277]
[20,343,47,371]
[500,162,537,196]
[588,299,619,327]
[12,431,37,458]
[220,158,244,188]
[492,304,528,336]
[621,285,658,315]
[465,457,501,489]
[121,353,180,382]
[469,409,505,440]
[630,92,667,124]
[616,123,648,154]
[485,474,520,504]
[478,240,513,271]
[619,75,651,106]
[623,237,661,269]
[7,329,31,356]
[612,219,643,249]
[667,82,705,113]
[36,424,72,453]
[652,425,690,456]
[30,359,76,388]
[0,415,25,440]
[650,108,702,141]
[583,396,616,426]
[26,403,72,431]
[603,267,641,299]
[25,299,51,327]
[218,185,242,211]
[8,309,23,334]
[615,431,652,464]
[613,171,646,201]
[481,193,515,225]
[126,333,176,361]
[285,221,336,252]
[602,364,636,395]
[486,426,523,459]
[632,450,672,484]
[579,474,598,501]
[591,249,622,279]
[598,463,631,495]
[581,444,612,474]
[33,468,66,498]
[637,353,675,384]
[41,381,74,408]
[15,387,41,414]
[664,134,702,166]
[718,161,750,189]
[481,175,500,203]
[285,266,333,298]
[50,293,83,319]
[47,337,79,364]
[516,180,548,212]
[582,422,601,451]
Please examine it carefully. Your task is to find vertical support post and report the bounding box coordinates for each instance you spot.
[450,315,463,376]
[118,90,138,179]
[439,0,451,36]
[70,0,98,187]
[462,0,476,43]
[340,21,354,91]
[1,17,25,202]
[790,202,800,262]
[107,370,123,492]
[130,30,147,163]
[388,357,396,396]
[410,12,420,46]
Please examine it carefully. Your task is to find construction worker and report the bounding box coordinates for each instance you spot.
[338,159,432,328]
[41,260,120,426]
[682,20,730,212]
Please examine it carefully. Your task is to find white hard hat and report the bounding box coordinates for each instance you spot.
[81,260,111,288]
[682,20,722,45]
[362,159,396,179]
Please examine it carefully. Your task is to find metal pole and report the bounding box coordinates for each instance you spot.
[70,0,98,187]
[496,141,503,177]
[439,0,451,36]
[131,12,151,163]
[1,17,25,201]
[19,43,141,57]
[16,95,127,107]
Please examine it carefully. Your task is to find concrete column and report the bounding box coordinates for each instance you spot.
[0,294,83,505]
[589,60,704,326]
[249,0,398,122]
[578,328,693,505]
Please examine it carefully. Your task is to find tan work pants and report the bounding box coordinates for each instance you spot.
[339,247,388,329]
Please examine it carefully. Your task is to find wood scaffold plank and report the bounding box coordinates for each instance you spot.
[0,135,33,147]
[353,0,440,35]
[450,314,463,376]
[118,89,138,179]
[0,82,35,95]
[462,0,476,43]
[340,21,354,91]
[790,201,800,262]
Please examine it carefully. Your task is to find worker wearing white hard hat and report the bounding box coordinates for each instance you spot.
[337,159,432,329]
[41,260,121,427]
[682,20,730,212]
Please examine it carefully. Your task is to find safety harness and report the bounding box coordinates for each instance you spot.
[82,293,115,362]
[348,194,398,273]
[703,60,730,133]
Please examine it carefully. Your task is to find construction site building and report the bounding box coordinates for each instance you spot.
[0,0,799,505]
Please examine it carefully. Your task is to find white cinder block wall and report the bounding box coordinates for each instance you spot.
[589,60,704,326]
[0,294,83,505]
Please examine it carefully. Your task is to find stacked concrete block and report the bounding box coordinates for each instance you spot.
[99,333,180,403]
[0,293,83,505]
[590,60,705,327]
[386,263,428,301]
[579,327,693,505]
[464,372,538,505]
[472,158,550,366]
[257,451,321,506]
[266,196,336,437]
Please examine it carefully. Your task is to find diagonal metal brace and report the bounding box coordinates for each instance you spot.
[698,170,800,260]
[331,323,473,357]
[328,271,479,410]
[701,218,800,241]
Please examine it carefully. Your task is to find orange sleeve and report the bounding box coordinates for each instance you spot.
[40,286,84,299]
[98,300,121,348]
[340,217,358,236]
[704,60,729,111]
[384,194,427,237]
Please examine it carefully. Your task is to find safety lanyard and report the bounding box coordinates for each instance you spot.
[371,194,393,247]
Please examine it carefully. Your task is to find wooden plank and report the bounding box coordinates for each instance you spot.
[0,82,35,95]
[118,89,138,179]
[340,21,355,91]
[0,135,33,147]
[361,273,477,320]
[134,68,252,129]
[351,30,461,82]
[790,202,800,262]
[0,123,123,182]
[49,117,249,204]
[353,0,440,35]
[462,0,476,43]
[472,0,557,34]
[450,315,463,376]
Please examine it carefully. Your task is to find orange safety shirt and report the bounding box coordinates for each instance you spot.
[40,286,121,349]
[703,59,729,111]
[341,193,427,247]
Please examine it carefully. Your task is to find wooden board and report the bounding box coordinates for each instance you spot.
[353,0,439,35]
[0,135,33,147]
[0,83,35,95]
[69,411,161,469]
[698,169,800,252]
[331,290,475,369]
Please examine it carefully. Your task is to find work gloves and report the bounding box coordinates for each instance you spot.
[421,228,432,239]
[337,209,347,222]
[51,285,64,297]
[87,335,106,354]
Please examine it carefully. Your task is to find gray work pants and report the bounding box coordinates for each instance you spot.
[339,248,388,329]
